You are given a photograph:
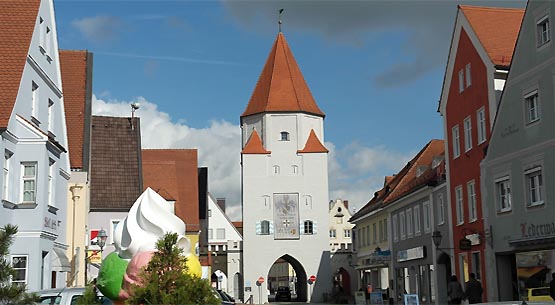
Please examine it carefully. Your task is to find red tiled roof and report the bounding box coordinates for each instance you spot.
[232,221,243,235]
[297,129,328,153]
[0,0,41,128]
[242,32,325,118]
[60,50,92,170]
[90,116,142,211]
[384,140,444,204]
[142,149,200,233]
[460,5,524,67]
[241,130,270,154]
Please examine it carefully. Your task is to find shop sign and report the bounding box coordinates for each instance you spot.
[520,221,555,239]
[44,217,60,230]
[397,246,426,262]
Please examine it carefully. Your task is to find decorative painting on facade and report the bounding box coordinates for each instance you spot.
[273,193,299,239]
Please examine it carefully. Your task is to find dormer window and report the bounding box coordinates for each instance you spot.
[280,131,290,141]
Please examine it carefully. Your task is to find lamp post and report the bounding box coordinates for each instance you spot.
[432,230,442,249]
[85,229,108,283]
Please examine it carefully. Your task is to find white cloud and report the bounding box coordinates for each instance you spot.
[92,96,414,220]
[72,16,122,43]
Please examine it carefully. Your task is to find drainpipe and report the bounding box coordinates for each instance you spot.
[69,184,83,286]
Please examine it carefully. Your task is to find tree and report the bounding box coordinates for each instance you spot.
[75,281,102,305]
[126,233,219,305]
[0,224,39,305]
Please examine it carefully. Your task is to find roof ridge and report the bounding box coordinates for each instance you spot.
[280,33,302,112]
[459,5,524,12]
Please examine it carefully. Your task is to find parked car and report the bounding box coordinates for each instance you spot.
[212,287,234,305]
[526,287,553,302]
[37,287,112,305]
[275,286,292,301]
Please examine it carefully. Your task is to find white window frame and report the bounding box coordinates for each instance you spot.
[525,166,544,207]
[3,152,11,201]
[11,255,28,286]
[495,176,512,213]
[216,228,225,239]
[455,185,464,225]
[304,220,314,235]
[465,63,472,88]
[280,131,290,141]
[344,229,351,238]
[423,201,431,233]
[477,107,486,144]
[48,99,54,131]
[452,125,460,158]
[392,214,398,242]
[406,208,413,238]
[524,90,540,124]
[261,220,270,235]
[32,82,39,118]
[537,15,551,47]
[458,69,464,93]
[373,223,377,244]
[414,205,421,236]
[399,211,406,240]
[208,228,213,239]
[21,162,37,204]
[330,229,336,238]
[437,194,445,225]
[379,220,384,241]
[464,116,472,152]
[48,159,55,207]
[383,218,388,240]
[273,165,280,174]
[467,181,477,222]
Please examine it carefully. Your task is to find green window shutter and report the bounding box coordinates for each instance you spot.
[269,221,274,234]
[313,221,318,234]
[256,221,261,235]
[300,222,304,235]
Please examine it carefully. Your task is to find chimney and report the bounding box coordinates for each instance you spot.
[216,198,226,212]
[343,200,349,209]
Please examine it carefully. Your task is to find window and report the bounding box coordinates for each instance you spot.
[465,63,472,87]
[452,125,460,158]
[366,226,370,245]
[525,91,540,124]
[336,217,343,224]
[437,194,445,225]
[423,201,431,233]
[208,229,213,239]
[330,229,336,238]
[477,108,486,144]
[383,219,387,240]
[21,163,37,203]
[3,152,11,201]
[399,211,406,240]
[414,205,421,235]
[48,99,54,130]
[344,229,351,238]
[48,159,54,207]
[468,181,477,222]
[379,220,383,241]
[32,82,39,118]
[464,116,472,151]
[208,209,212,217]
[471,252,481,280]
[406,209,413,237]
[216,228,225,239]
[495,177,512,212]
[537,15,551,47]
[392,214,398,242]
[303,220,314,235]
[280,131,290,141]
[372,223,377,243]
[11,256,28,286]
[260,220,270,235]
[273,165,280,174]
[455,186,464,224]
[525,166,543,207]
[292,165,298,174]
[458,69,464,93]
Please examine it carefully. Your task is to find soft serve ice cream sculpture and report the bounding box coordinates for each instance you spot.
[97,187,202,301]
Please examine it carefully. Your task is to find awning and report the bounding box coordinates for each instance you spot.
[51,247,71,272]
[517,266,548,279]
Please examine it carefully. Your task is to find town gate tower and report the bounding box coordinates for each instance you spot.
[241,32,332,303]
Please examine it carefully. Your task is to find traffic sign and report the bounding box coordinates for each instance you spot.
[309,275,316,282]
[258,276,265,284]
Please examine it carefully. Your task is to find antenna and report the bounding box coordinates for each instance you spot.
[278,8,284,32]
[131,102,140,130]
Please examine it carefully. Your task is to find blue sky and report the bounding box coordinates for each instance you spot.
[54,0,525,220]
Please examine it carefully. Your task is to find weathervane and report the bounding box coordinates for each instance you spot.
[278,8,284,32]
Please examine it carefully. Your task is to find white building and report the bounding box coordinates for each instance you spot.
[241,32,332,303]
[207,195,242,299]
[0,0,71,291]
[329,199,354,252]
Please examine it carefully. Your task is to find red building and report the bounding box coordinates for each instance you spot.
[438,5,524,301]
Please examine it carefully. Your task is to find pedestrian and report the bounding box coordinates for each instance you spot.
[464,273,483,304]
[550,273,555,301]
[448,275,464,305]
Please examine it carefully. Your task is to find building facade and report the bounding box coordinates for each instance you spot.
[0,0,72,291]
[481,0,555,301]
[241,32,331,303]
[438,5,524,298]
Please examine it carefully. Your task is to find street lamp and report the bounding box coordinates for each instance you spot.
[85,229,108,282]
[432,230,442,249]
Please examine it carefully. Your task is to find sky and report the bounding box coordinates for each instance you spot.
[54,0,526,221]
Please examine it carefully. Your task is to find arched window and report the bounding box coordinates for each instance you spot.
[273,165,280,174]
[280,131,290,141]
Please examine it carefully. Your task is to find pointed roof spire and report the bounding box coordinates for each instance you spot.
[298,129,328,153]
[241,129,270,154]
[241,33,325,118]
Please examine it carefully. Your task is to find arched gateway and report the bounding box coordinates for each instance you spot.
[241,32,332,303]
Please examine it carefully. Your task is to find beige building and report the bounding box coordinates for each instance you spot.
[329,199,354,252]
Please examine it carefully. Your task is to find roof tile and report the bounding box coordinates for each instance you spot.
[241,130,270,154]
[297,129,328,153]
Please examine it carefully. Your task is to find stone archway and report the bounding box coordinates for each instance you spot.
[334,267,351,296]
[267,254,308,302]
[436,252,452,304]
[211,269,228,291]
